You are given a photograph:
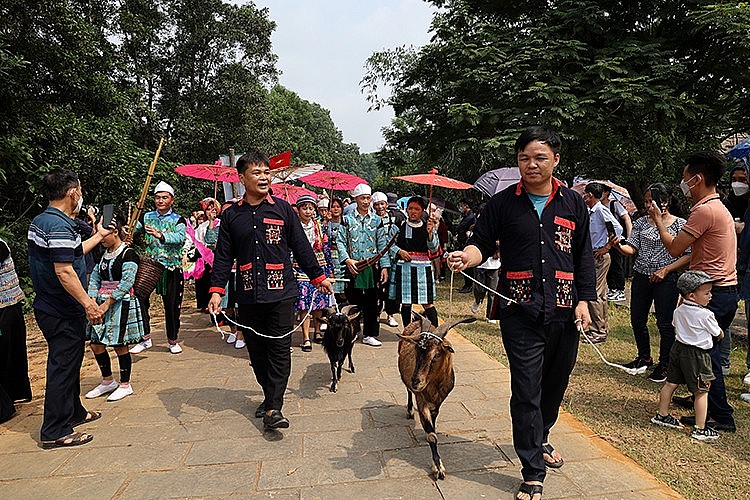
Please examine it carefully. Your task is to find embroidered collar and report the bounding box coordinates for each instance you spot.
[103,242,127,260]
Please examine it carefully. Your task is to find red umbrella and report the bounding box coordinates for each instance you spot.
[392,168,473,207]
[175,160,240,198]
[270,184,317,205]
[299,170,366,192]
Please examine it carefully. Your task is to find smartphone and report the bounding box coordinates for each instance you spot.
[650,188,662,209]
[605,220,615,237]
[101,204,114,229]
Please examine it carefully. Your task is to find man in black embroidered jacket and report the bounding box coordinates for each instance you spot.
[208,150,332,430]
[449,126,596,500]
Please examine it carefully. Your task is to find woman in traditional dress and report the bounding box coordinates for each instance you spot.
[192,197,221,311]
[390,196,440,327]
[0,237,32,422]
[325,198,347,306]
[293,195,334,352]
[84,213,145,402]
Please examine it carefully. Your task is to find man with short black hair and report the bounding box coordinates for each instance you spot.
[28,168,110,448]
[449,126,596,500]
[583,182,623,343]
[209,149,333,430]
[651,150,737,433]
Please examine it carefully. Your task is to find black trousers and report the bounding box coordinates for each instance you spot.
[606,248,625,291]
[378,281,400,316]
[34,310,88,441]
[140,268,184,342]
[0,303,32,401]
[195,264,211,309]
[500,312,579,483]
[346,286,380,337]
[238,299,295,412]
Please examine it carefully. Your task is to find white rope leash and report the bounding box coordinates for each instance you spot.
[446,261,636,376]
[576,322,640,375]
[448,267,518,305]
[211,289,326,340]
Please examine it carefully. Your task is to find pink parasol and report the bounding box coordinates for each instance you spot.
[175,160,240,198]
[299,170,366,192]
[270,183,317,205]
[392,168,473,208]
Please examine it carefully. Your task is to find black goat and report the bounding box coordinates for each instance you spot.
[320,305,361,393]
[397,314,476,479]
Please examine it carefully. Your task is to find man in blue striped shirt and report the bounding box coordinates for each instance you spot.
[28,169,109,448]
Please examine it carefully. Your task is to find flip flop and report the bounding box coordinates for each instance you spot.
[42,431,93,449]
[517,482,543,500]
[70,410,102,428]
[301,340,313,352]
[541,443,564,468]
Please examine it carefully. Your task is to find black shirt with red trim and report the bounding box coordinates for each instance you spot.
[209,195,326,304]
[468,178,597,324]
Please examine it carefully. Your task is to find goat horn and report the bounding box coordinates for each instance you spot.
[436,317,476,338]
[340,304,356,316]
[420,315,432,333]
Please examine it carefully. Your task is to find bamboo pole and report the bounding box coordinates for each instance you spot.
[125,137,165,243]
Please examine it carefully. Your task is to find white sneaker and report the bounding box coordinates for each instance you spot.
[470,303,480,313]
[743,371,750,386]
[235,339,246,349]
[226,333,237,344]
[387,316,399,328]
[107,385,133,401]
[362,336,382,347]
[85,380,119,399]
[741,393,750,403]
[169,343,183,354]
[129,339,152,354]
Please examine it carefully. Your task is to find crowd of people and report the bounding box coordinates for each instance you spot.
[1,127,749,500]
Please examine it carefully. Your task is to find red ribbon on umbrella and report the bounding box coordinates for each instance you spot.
[299,170,367,192]
[392,168,472,207]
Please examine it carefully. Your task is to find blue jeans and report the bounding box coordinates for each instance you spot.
[629,271,679,366]
[706,288,737,424]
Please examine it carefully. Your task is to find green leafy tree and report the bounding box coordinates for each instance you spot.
[364,0,750,195]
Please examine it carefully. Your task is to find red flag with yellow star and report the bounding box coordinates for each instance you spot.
[270,150,291,169]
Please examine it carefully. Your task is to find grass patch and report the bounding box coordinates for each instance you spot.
[435,280,750,500]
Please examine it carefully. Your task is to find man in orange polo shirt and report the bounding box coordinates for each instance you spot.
[650,151,737,432]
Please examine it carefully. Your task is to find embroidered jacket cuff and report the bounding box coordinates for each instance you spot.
[310,275,326,286]
[209,286,226,296]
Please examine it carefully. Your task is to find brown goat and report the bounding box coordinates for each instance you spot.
[396,314,476,480]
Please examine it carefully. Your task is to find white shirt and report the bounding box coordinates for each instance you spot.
[672,299,723,350]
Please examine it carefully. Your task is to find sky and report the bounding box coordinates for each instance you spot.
[249,0,436,153]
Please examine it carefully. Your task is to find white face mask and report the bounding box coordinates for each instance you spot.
[680,174,698,198]
[732,182,749,197]
[75,192,83,214]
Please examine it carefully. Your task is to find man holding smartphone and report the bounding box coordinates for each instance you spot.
[583,182,623,343]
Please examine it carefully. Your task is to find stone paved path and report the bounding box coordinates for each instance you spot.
[0,309,681,499]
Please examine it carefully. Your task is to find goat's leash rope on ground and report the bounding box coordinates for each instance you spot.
[210,290,324,340]
[576,321,640,375]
